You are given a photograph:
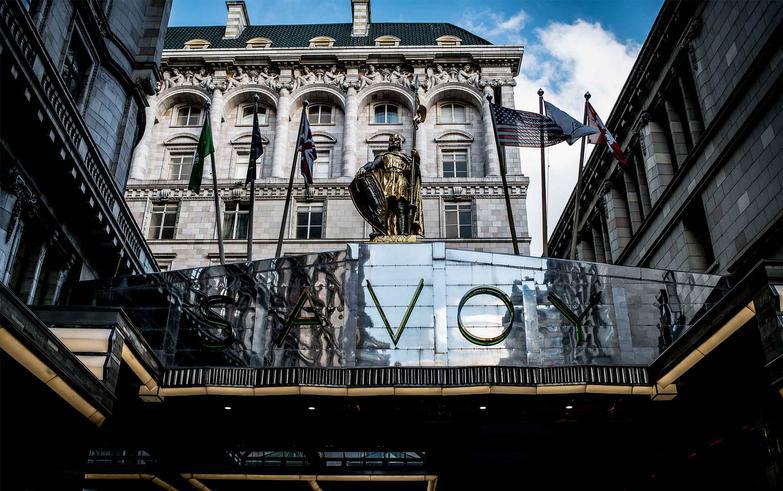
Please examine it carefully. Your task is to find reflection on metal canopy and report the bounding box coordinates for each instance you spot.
[91,243,727,369]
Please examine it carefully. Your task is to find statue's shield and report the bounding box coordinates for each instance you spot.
[349,172,388,235]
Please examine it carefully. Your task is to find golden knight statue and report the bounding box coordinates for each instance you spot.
[349,134,424,239]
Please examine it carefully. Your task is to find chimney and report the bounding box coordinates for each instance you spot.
[351,0,370,37]
[224,1,250,39]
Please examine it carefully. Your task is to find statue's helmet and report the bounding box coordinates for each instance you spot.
[388,134,402,151]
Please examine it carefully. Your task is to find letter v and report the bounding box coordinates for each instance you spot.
[365,278,425,347]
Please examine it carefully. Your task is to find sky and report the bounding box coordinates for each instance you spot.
[169,0,663,255]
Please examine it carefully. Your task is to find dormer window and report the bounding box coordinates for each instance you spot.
[184,38,210,50]
[246,37,272,49]
[309,36,335,48]
[374,35,400,47]
[436,35,462,47]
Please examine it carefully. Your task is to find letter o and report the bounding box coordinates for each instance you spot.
[457,286,515,346]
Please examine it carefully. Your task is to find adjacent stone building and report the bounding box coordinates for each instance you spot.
[126,0,529,269]
[0,0,171,487]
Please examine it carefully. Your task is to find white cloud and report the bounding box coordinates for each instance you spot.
[461,9,528,44]
[512,20,640,255]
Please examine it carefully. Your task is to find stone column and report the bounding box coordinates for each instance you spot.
[576,225,596,262]
[272,87,291,178]
[481,85,500,177]
[663,98,689,168]
[499,82,521,174]
[640,119,675,206]
[129,95,158,180]
[415,109,429,176]
[602,180,632,261]
[678,75,704,144]
[207,88,225,178]
[342,86,358,176]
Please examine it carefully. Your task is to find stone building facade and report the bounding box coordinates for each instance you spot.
[0,0,172,487]
[126,0,529,269]
[549,0,782,276]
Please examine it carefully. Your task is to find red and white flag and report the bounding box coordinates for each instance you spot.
[586,102,628,166]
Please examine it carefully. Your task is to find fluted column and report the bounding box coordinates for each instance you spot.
[272,87,291,178]
[342,86,358,176]
[482,86,500,176]
[129,95,158,180]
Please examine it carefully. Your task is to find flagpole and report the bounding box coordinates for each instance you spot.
[204,103,226,265]
[275,100,308,258]
[487,95,520,255]
[538,88,548,257]
[570,92,590,260]
[247,95,259,262]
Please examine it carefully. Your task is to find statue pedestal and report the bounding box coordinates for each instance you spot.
[369,235,417,243]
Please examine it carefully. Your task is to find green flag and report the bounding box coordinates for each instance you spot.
[188,111,215,193]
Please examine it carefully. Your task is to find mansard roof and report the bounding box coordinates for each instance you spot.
[165,23,492,49]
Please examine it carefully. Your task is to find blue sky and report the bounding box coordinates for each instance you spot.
[171,0,661,47]
[169,0,663,255]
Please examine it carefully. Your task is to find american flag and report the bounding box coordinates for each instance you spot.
[490,102,567,148]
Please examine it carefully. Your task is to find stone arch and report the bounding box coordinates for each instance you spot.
[289,85,346,113]
[164,133,199,145]
[424,84,484,113]
[230,133,271,145]
[223,85,279,111]
[356,84,415,113]
[156,88,211,120]
[434,129,475,143]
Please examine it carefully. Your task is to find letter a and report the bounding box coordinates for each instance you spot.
[275,289,321,347]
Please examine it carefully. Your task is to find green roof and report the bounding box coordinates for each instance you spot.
[164,23,492,49]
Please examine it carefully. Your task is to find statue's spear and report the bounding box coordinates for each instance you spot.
[407,75,426,235]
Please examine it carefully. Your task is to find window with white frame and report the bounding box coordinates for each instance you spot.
[440,103,467,123]
[239,105,267,126]
[223,202,250,240]
[444,202,473,239]
[233,149,250,179]
[174,106,203,127]
[442,149,468,177]
[374,104,399,124]
[168,150,195,180]
[313,149,331,179]
[148,203,178,240]
[308,105,333,125]
[296,203,324,239]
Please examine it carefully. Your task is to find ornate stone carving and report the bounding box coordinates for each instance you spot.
[226,66,252,89]
[426,64,451,89]
[256,66,279,89]
[358,64,384,88]
[457,64,481,87]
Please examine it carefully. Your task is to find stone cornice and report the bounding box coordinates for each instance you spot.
[125,178,529,201]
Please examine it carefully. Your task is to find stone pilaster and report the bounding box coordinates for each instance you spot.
[272,87,291,178]
[342,86,358,176]
[499,82,521,174]
[663,97,689,168]
[603,180,632,260]
[678,75,704,144]
[640,116,675,205]
[207,89,225,178]
[481,85,500,177]
[129,95,158,180]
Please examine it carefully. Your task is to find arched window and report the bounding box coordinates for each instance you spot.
[184,38,210,49]
[373,104,399,124]
[308,104,333,125]
[436,35,462,47]
[309,36,335,48]
[440,103,467,123]
[246,37,272,49]
[374,35,400,47]
[238,104,268,126]
[173,105,203,127]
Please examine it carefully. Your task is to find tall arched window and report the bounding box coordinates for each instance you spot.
[373,104,399,124]
[308,105,333,125]
[173,105,203,127]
